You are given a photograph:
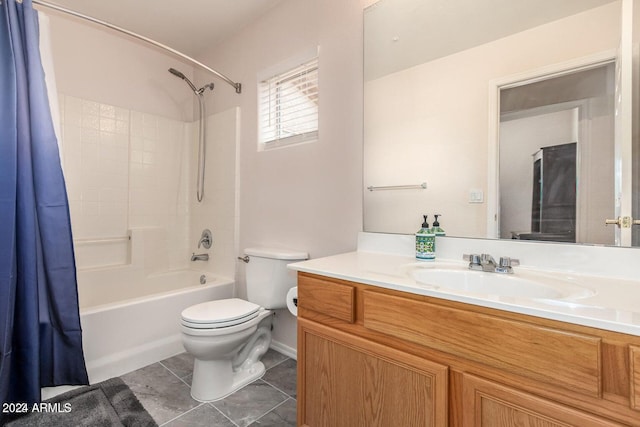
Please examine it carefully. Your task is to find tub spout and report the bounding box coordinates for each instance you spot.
[191,253,209,261]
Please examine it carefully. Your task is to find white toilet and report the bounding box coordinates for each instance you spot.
[180,247,308,402]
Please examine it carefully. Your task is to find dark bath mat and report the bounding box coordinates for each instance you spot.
[5,377,157,427]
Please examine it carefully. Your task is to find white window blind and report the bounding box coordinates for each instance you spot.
[259,57,318,149]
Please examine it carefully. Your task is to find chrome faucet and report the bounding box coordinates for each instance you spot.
[191,252,209,262]
[463,254,519,274]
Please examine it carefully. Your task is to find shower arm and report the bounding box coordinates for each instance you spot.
[32,0,242,94]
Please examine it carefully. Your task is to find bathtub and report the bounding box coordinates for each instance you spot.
[77,268,234,384]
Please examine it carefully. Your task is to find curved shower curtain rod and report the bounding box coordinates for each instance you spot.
[32,0,242,94]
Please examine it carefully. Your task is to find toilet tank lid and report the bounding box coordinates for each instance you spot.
[244,247,308,260]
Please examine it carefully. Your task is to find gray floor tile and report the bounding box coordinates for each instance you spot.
[262,358,297,398]
[161,352,194,379]
[260,349,288,370]
[248,398,297,427]
[122,362,199,425]
[163,403,236,427]
[120,348,296,427]
[212,380,288,427]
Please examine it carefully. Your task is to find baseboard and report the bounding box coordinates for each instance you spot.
[270,340,297,360]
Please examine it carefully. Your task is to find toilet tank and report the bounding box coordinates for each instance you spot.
[244,247,308,309]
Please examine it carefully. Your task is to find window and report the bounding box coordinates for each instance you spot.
[259,56,318,150]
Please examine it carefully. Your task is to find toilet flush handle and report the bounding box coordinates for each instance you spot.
[237,255,250,263]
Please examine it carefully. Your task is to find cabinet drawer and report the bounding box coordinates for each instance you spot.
[298,274,355,323]
[363,290,602,396]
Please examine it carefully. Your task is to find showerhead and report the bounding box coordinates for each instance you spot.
[168,67,185,79]
[168,67,198,93]
[168,68,215,96]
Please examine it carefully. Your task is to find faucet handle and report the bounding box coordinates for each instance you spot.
[463,254,483,270]
[463,254,481,263]
[499,257,519,267]
[198,229,213,249]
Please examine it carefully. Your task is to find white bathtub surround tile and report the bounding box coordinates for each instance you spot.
[128,112,191,271]
[81,138,99,164]
[81,99,100,119]
[130,111,144,137]
[188,108,239,279]
[114,106,129,122]
[115,119,129,135]
[142,113,159,140]
[64,95,82,127]
[99,116,116,133]
[58,93,236,278]
[99,103,116,119]
[58,96,132,254]
[81,201,99,216]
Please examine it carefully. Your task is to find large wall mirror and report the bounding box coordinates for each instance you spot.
[364,0,640,247]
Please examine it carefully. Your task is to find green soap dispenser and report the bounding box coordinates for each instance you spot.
[432,214,445,236]
[416,215,435,260]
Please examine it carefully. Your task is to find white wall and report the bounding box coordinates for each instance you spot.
[195,0,364,352]
[47,13,195,122]
[364,2,621,237]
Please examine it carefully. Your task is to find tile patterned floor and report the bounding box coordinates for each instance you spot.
[121,349,297,427]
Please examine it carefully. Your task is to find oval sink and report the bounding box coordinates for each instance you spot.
[408,265,594,300]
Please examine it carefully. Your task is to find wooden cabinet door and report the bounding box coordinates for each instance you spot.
[462,374,624,427]
[298,319,448,427]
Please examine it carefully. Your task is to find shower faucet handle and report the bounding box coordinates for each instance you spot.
[198,229,212,249]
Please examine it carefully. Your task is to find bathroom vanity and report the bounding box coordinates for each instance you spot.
[290,235,640,426]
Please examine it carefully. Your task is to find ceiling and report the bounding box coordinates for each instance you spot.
[35,0,284,57]
[36,0,619,80]
[365,0,618,81]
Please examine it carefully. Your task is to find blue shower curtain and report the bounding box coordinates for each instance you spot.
[0,0,88,412]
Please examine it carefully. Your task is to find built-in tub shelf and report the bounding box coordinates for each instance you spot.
[74,234,131,245]
[74,232,131,269]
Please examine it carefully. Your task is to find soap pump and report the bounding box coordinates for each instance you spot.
[432,214,445,236]
[416,215,435,260]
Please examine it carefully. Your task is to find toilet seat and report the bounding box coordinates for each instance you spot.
[182,298,261,329]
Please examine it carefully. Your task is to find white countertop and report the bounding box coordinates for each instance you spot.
[289,250,640,336]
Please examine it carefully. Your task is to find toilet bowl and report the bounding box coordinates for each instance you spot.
[181,298,273,402]
[180,247,308,402]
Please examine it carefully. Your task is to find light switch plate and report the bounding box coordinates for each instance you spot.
[469,189,484,203]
